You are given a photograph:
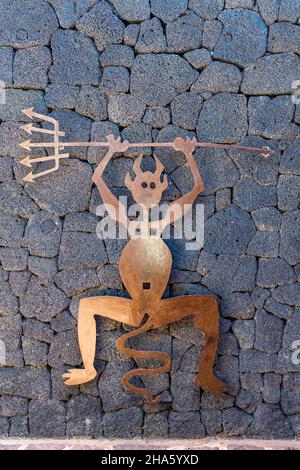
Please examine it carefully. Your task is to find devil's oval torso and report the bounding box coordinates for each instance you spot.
[119,237,172,303]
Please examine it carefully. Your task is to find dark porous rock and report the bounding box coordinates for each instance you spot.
[257,258,295,288]
[100,44,135,68]
[276,349,300,374]
[247,403,294,438]
[75,86,108,120]
[264,298,293,320]
[109,0,150,22]
[241,372,263,392]
[124,24,140,46]
[23,319,54,343]
[169,411,205,439]
[204,205,256,255]
[201,391,235,410]
[48,329,82,368]
[170,316,204,347]
[281,391,300,416]
[135,18,166,54]
[278,176,300,212]
[236,389,262,414]
[28,256,58,280]
[247,232,279,258]
[22,337,48,367]
[143,106,170,129]
[96,329,136,363]
[280,210,300,266]
[166,12,203,54]
[103,407,143,438]
[197,93,247,144]
[63,211,98,232]
[0,396,28,417]
[143,412,169,438]
[48,0,98,29]
[167,238,198,271]
[192,61,241,94]
[215,9,267,68]
[9,271,31,298]
[0,248,28,271]
[108,93,146,127]
[197,250,216,276]
[184,48,212,70]
[67,396,102,438]
[232,320,255,349]
[218,332,239,356]
[0,417,9,437]
[150,0,188,23]
[222,408,253,437]
[215,355,239,396]
[201,409,222,436]
[171,92,203,131]
[180,345,203,373]
[0,180,39,219]
[0,367,50,399]
[202,19,223,50]
[10,416,29,437]
[251,207,281,232]
[282,309,300,350]
[268,22,300,54]
[0,0,58,48]
[97,264,122,290]
[262,373,281,405]
[131,54,198,107]
[154,125,195,173]
[257,0,279,26]
[290,415,300,438]
[0,281,18,316]
[241,53,300,95]
[240,350,277,373]
[45,84,79,109]
[20,276,69,322]
[251,287,270,310]
[189,0,224,20]
[279,136,300,176]
[101,66,130,94]
[29,400,66,438]
[76,1,124,52]
[25,159,93,217]
[203,255,257,296]
[248,96,294,139]
[0,214,25,249]
[254,311,284,354]
[0,46,13,85]
[215,188,232,211]
[50,29,101,85]
[98,360,143,412]
[55,267,99,296]
[13,46,52,89]
[171,371,200,411]
[23,211,62,258]
[233,179,277,212]
[51,310,76,333]
[273,284,300,307]
[58,231,107,269]
[88,121,120,164]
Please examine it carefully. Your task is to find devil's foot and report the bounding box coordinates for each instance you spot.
[63,368,97,385]
[195,373,228,399]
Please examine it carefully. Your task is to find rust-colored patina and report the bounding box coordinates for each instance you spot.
[20,109,274,410]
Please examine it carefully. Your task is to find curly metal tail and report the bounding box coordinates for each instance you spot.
[115,317,171,411]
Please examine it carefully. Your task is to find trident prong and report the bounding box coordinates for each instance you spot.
[20,108,69,182]
[20,108,275,183]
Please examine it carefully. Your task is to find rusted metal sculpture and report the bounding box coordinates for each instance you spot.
[20,108,274,410]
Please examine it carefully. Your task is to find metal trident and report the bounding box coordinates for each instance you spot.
[20,108,274,182]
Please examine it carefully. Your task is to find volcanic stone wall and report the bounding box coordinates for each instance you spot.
[0,0,299,439]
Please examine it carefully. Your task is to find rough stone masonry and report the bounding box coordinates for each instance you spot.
[0,0,299,440]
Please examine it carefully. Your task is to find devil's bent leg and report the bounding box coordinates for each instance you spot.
[63,296,137,386]
[156,295,227,398]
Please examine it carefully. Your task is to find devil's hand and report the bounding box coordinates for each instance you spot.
[106,134,130,153]
[173,137,197,154]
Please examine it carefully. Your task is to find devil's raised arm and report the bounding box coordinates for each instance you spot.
[92,136,130,228]
[163,138,204,228]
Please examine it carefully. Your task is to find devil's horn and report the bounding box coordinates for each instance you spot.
[153,154,164,177]
[132,154,143,176]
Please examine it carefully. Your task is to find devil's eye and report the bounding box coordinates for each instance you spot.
[150,182,156,189]
[141,181,147,188]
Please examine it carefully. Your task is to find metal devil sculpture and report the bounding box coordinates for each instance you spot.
[20,108,273,410]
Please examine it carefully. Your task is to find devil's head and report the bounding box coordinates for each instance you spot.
[125,154,168,208]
